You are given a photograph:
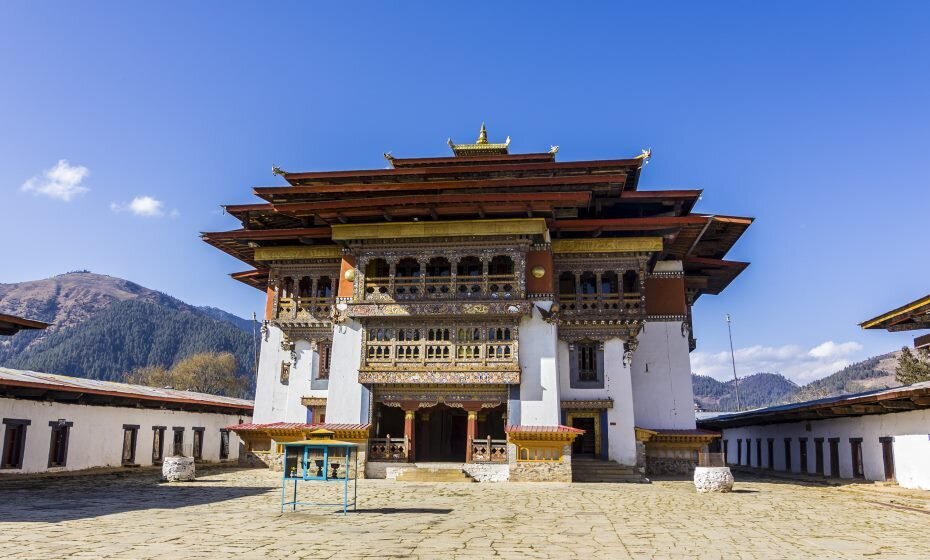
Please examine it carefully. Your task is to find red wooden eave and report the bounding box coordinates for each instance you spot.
[255,174,629,198]
[280,158,643,184]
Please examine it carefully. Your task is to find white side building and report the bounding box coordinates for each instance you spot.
[0,368,252,474]
[699,381,930,491]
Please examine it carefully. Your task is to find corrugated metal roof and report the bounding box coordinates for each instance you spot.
[698,381,930,428]
[0,367,253,410]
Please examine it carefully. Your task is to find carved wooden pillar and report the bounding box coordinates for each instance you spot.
[481,254,490,297]
[403,407,416,462]
[574,271,582,307]
[387,258,398,299]
[418,256,428,297]
[463,403,482,463]
[450,255,458,299]
[594,271,604,307]
[466,411,478,462]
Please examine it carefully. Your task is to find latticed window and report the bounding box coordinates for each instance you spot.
[318,343,332,379]
[578,343,598,381]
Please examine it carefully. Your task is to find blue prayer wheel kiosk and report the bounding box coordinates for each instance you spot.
[280,429,358,514]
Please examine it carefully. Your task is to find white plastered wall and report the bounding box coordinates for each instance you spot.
[517,305,560,426]
[557,338,637,465]
[253,324,320,423]
[0,397,247,474]
[719,409,930,487]
[324,318,369,424]
[630,320,696,430]
[894,434,930,490]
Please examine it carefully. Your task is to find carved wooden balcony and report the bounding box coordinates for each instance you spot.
[557,291,644,317]
[364,274,519,303]
[470,437,508,463]
[274,296,336,324]
[368,436,408,462]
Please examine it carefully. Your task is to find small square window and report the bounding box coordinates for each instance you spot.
[280,362,291,385]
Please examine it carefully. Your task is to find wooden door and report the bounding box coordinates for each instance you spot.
[571,417,596,455]
[881,439,895,482]
[829,440,840,477]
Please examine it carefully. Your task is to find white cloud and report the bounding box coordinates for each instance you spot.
[111,195,177,218]
[691,340,864,385]
[20,160,90,201]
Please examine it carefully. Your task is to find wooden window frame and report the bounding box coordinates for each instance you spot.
[219,429,230,460]
[814,438,824,475]
[1,419,31,470]
[172,427,185,456]
[122,424,140,466]
[783,438,792,472]
[47,420,73,468]
[849,437,864,479]
[798,437,809,474]
[192,427,205,461]
[569,341,605,389]
[318,343,331,380]
[152,426,166,464]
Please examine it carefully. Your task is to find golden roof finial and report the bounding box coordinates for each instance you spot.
[477,122,488,145]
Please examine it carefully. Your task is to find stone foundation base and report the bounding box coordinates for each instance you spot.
[646,456,697,477]
[162,456,195,482]
[509,462,571,482]
[693,466,734,493]
[463,463,509,482]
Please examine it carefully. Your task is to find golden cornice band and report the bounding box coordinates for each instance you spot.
[254,245,343,261]
[551,237,663,254]
[332,218,548,241]
[300,397,328,407]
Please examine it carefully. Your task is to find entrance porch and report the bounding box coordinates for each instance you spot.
[370,401,507,463]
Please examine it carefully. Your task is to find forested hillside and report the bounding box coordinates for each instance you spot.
[693,351,899,412]
[0,272,258,389]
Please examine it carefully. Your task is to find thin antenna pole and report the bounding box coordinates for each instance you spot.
[726,313,742,412]
[252,312,259,375]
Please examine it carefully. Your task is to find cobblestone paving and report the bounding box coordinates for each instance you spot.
[1,467,929,559]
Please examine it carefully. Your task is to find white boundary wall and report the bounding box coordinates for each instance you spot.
[0,397,247,474]
[719,409,930,489]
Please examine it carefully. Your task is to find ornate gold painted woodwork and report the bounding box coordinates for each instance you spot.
[255,245,343,261]
[301,397,327,407]
[561,399,614,410]
[350,242,529,305]
[360,370,519,385]
[551,237,663,254]
[448,124,511,156]
[332,218,547,241]
[268,262,342,325]
[349,301,531,318]
[374,384,507,408]
[359,320,520,384]
[531,265,546,278]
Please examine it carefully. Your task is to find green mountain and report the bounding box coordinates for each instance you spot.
[693,351,899,412]
[0,272,258,389]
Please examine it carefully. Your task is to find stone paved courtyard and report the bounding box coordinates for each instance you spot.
[1,467,929,559]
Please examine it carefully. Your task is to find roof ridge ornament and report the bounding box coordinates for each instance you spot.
[272,165,288,177]
[635,148,652,164]
[448,123,511,156]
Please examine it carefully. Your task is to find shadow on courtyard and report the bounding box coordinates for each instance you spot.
[354,507,452,515]
[0,467,274,523]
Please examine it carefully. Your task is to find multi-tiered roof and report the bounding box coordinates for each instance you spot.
[203,126,752,299]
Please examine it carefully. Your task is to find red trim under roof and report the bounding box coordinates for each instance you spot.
[256,174,629,198]
[281,158,643,184]
[390,152,556,168]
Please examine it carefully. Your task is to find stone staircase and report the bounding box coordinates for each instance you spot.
[395,464,474,483]
[571,457,647,483]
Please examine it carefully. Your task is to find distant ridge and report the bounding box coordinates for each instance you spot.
[693,351,900,412]
[0,272,258,390]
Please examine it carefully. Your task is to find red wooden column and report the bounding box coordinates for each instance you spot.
[464,403,482,463]
[400,401,418,462]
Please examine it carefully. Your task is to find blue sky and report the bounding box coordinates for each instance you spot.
[3,2,929,383]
